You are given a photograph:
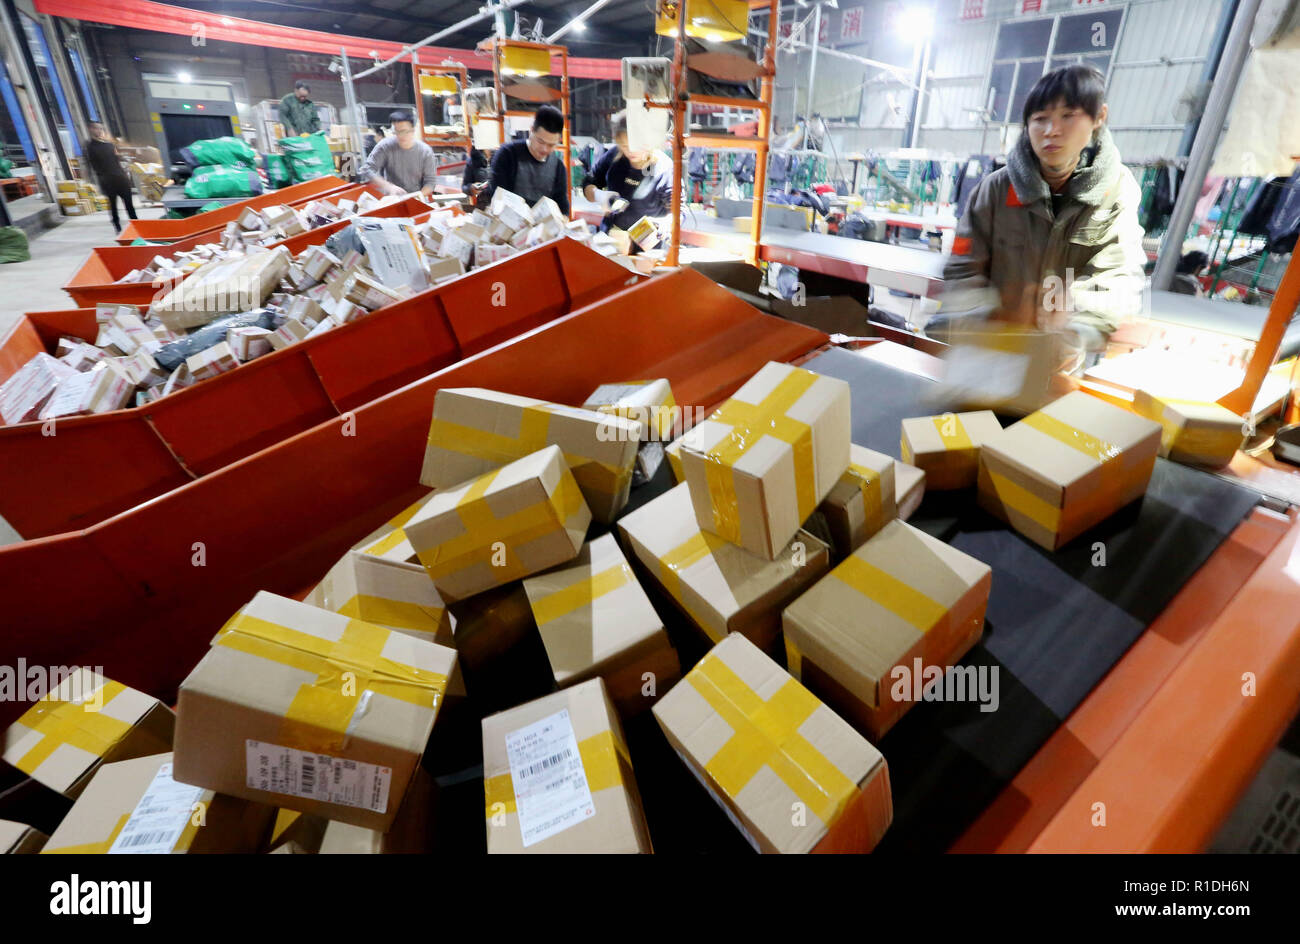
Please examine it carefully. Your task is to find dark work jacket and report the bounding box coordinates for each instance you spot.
[582,147,672,231]
[84,139,130,192]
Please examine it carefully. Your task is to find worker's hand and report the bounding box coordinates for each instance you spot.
[471,181,488,194]
[420,186,435,201]
[583,184,597,203]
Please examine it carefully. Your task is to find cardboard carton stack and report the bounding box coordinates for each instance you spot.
[55,179,100,217]
[128,162,169,204]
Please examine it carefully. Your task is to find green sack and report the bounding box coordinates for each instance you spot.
[265,153,292,189]
[184,164,261,199]
[165,210,186,219]
[183,136,256,168]
[279,133,334,183]
[0,226,31,263]
[0,157,13,177]
[199,200,227,213]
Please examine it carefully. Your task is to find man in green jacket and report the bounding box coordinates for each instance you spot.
[279,81,320,137]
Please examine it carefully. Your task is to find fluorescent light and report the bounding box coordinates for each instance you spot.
[896,6,933,38]
[177,71,191,83]
[572,19,587,32]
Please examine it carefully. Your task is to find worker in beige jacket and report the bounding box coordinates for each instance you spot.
[936,65,1147,374]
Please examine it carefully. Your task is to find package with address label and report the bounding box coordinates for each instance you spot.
[482,677,652,853]
[173,591,457,831]
[42,753,274,854]
[353,218,429,292]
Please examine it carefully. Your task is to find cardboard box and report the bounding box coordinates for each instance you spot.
[679,361,851,559]
[152,248,290,331]
[0,819,46,854]
[900,410,1002,491]
[482,678,652,853]
[268,318,310,350]
[1132,389,1245,469]
[895,458,926,521]
[336,270,401,311]
[617,483,830,654]
[41,753,274,854]
[173,591,457,831]
[228,325,274,362]
[2,667,175,799]
[942,325,1058,417]
[186,341,239,380]
[426,255,466,282]
[405,444,591,603]
[316,766,438,854]
[523,534,679,712]
[419,387,641,525]
[489,188,533,231]
[350,491,436,565]
[652,634,892,853]
[805,444,898,559]
[438,230,473,267]
[582,378,677,441]
[473,242,517,266]
[782,519,992,741]
[0,353,77,425]
[305,549,451,646]
[665,435,684,482]
[978,391,1162,551]
[353,218,429,292]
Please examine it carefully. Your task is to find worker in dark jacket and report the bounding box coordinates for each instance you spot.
[461,147,491,207]
[581,110,672,234]
[83,122,136,233]
[938,65,1146,374]
[480,105,569,213]
[279,81,321,136]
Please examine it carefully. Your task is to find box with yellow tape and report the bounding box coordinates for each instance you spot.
[349,489,436,566]
[617,483,829,656]
[406,444,591,604]
[782,519,991,742]
[900,410,1002,491]
[523,533,679,715]
[582,378,677,441]
[679,361,851,560]
[978,391,1161,551]
[895,458,926,521]
[665,434,685,482]
[803,443,898,560]
[173,591,457,831]
[41,753,273,855]
[304,549,465,700]
[447,582,554,715]
[653,634,892,854]
[1132,389,1244,469]
[1,819,47,854]
[2,667,174,799]
[482,677,652,853]
[313,767,439,854]
[420,387,641,524]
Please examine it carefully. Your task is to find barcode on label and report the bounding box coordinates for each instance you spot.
[118,830,173,850]
[522,748,572,779]
[301,754,315,794]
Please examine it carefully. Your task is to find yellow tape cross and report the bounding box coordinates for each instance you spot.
[483,730,627,818]
[831,554,947,632]
[652,531,732,642]
[337,594,444,633]
[15,681,131,775]
[688,652,858,827]
[703,369,820,545]
[416,466,584,582]
[215,613,446,754]
[530,563,634,627]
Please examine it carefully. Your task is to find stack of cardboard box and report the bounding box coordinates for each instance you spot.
[55,179,100,217]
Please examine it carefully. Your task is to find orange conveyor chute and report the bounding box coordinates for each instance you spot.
[0,268,826,721]
[0,237,638,539]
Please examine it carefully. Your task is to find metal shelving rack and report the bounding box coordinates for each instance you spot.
[476,37,572,215]
[664,0,779,267]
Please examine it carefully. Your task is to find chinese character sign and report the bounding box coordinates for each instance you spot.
[1019,0,1043,12]
[1074,0,1109,6]
[840,7,863,42]
[819,11,830,44]
[960,0,986,20]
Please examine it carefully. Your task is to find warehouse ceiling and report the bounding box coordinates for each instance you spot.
[166,0,667,59]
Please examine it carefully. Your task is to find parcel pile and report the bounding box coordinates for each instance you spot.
[0,358,1175,854]
[0,189,603,427]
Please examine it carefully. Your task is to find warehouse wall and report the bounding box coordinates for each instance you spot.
[770,0,1227,164]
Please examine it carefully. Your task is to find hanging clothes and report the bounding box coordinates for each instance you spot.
[953,155,998,220]
[1238,176,1285,237]
[1265,167,1300,253]
[1142,163,1180,232]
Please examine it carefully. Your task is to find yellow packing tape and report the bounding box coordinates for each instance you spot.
[215,612,447,755]
[652,531,731,642]
[530,563,634,627]
[831,554,947,632]
[416,467,584,582]
[42,813,132,855]
[14,680,132,775]
[848,462,884,532]
[703,369,820,545]
[1021,412,1122,464]
[931,414,973,451]
[687,650,858,827]
[484,730,627,817]
[361,493,431,557]
[337,594,444,633]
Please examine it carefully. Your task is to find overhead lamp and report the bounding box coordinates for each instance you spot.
[572,18,587,32]
[895,6,933,39]
[655,0,749,43]
[499,45,552,77]
[420,74,458,96]
[177,71,191,83]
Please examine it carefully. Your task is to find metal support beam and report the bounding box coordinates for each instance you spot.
[353,0,529,80]
[806,3,820,119]
[547,0,615,43]
[339,45,363,174]
[1152,0,1261,292]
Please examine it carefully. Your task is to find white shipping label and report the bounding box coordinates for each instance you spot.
[244,740,391,813]
[107,762,206,855]
[944,345,1029,404]
[506,709,595,847]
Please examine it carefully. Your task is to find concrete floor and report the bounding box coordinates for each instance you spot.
[1,198,168,546]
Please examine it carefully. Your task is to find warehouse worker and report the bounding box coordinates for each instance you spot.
[581,110,672,235]
[479,105,569,214]
[937,65,1146,374]
[361,111,437,200]
[279,81,321,137]
[462,147,491,207]
[83,122,137,234]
